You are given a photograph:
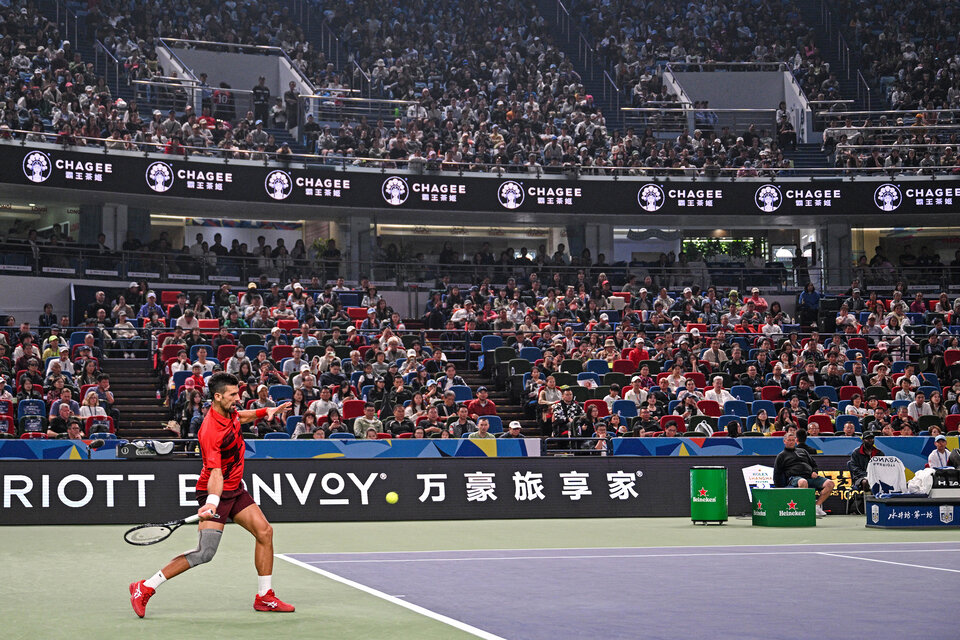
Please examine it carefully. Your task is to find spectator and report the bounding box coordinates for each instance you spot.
[774,431,835,517]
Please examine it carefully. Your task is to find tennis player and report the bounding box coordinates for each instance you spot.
[130,372,294,617]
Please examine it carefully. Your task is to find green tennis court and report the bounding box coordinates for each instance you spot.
[3,517,955,640]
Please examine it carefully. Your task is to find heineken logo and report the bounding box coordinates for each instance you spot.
[778,499,807,517]
[692,486,716,503]
[787,500,797,510]
[756,501,762,510]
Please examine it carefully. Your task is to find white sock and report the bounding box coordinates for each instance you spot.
[257,575,272,596]
[144,570,167,590]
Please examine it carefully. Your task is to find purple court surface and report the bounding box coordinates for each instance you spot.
[280,543,959,640]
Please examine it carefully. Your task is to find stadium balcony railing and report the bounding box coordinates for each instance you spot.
[6,127,959,178]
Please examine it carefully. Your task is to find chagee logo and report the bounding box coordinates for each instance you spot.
[497,180,524,209]
[754,185,782,212]
[145,162,174,193]
[265,170,292,200]
[382,177,408,206]
[637,184,665,212]
[22,151,51,183]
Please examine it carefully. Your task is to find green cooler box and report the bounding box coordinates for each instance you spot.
[690,466,727,524]
[751,488,816,527]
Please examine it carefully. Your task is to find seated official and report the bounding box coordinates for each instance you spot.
[847,431,884,492]
[773,431,835,517]
[928,434,950,468]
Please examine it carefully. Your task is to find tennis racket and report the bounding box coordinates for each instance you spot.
[123,512,219,546]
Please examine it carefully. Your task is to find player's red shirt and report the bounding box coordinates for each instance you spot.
[197,405,245,493]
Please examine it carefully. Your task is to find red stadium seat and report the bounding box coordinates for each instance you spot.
[945,350,960,368]
[85,416,115,435]
[659,416,685,431]
[584,399,610,418]
[945,415,960,432]
[198,318,220,330]
[611,359,636,375]
[838,386,862,401]
[686,372,706,388]
[697,400,722,417]
[217,344,237,361]
[20,432,47,439]
[342,399,365,420]
[761,386,785,401]
[161,344,185,361]
[160,291,181,305]
[807,414,834,433]
[277,319,299,332]
[347,308,369,320]
[376,432,392,439]
[272,345,293,360]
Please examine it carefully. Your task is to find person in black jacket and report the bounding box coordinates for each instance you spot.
[847,432,884,491]
[774,432,835,517]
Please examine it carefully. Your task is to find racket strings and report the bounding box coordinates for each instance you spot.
[125,525,174,545]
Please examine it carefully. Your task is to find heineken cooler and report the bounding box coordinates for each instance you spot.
[690,466,727,524]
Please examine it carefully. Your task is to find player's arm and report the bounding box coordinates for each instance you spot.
[236,401,292,423]
[199,468,223,521]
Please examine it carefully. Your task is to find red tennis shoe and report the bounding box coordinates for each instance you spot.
[254,589,295,612]
[129,580,155,618]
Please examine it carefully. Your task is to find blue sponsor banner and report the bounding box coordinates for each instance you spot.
[866,498,960,528]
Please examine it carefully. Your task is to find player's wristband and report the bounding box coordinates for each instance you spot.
[255,407,268,419]
[205,494,220,508]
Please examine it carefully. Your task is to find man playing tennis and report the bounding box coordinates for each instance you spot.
[130,372,294,617]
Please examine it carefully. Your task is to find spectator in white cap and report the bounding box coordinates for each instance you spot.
[928,434,950,468]
[499,420,524,438]
[136,291,164,319]
[747,287,768,313]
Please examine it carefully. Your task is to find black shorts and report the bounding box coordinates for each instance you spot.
[197,487,256,522]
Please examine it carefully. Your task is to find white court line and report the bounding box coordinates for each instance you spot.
[818,552,960,574]
[276,553,508,640]
[297,548,960,564]
[280,539,958,556]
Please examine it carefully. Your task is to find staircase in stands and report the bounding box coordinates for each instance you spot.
[35,0,306,153]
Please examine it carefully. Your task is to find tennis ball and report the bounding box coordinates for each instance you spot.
[385,491,399,504]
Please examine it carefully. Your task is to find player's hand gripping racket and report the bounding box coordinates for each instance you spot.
[123,512,219,546]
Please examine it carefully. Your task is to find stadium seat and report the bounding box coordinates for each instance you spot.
[0,416,14,436]
[20,432,47,439]
[584,359,610,376]
[342,399,365,420]
[217,344,237,361]
[730,385,754,403]
[560,359,584,374]
[84,416,115,435]
[264,432,290,439]
[659,416,684,432]
[483,416,503,434]
[751,400,776,417]
[814,386,838,403]
[277,319,299,332]
[450,385,474,403]
[519,347,542,363]
[611,359,636,375]
[271,345,294,360]
[285,416,302,436]
[612,400,637,419]
[945,415,960,432]
[198,318,219,330]
[330,432,356,440]
[577,372,601,387]
[189,344,214,361]
[269,385,293,401]
[723,400,750,418]
[697,400,722,417]
[16,399,45,420]
[584,399,609,418]
[807,415,834,433]
[717,415,743,431]
[838,386,862,401]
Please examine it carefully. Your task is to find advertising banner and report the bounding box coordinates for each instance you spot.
[1,455,855,525]
[6,144,960,216]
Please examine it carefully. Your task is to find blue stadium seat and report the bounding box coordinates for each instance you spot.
[814,386,838,403]
[730,385,754,403]
[17,399,45,420]
[577,372,600,386]
[835,415,860,433]
[519,347,543,363]
[329,432,356,440]
[264,432,290,439]
[612,400,637,419]
[244,345,267,358]
[890,361,910,374]
[723,400,750,418]
[751,400,776,417]
[482,415,503,434]
[450,385,474,403]
[189,344,214,361]
[172,370,191,390]
[285,416,302,435]
[920,373,940,389]
[717,415,743,431]
[269,385,293,401]
[584,359,610,375]
[360,385,373,400]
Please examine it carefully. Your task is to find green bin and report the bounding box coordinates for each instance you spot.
[690,466,728,524]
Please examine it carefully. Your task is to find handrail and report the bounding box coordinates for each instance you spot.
[666,61,787,71]
[856,70,872,111]
[825,125,960,132]
[807,100,855,106]
[157,39,200,83]
[160,37,287,54]
[815,109,957,117]
[836,143,958,150]
[94,40,121,95]
[299,94,413,105]
[620,107,777,114]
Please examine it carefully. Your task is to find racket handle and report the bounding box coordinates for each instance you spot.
[185,512,220,524]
